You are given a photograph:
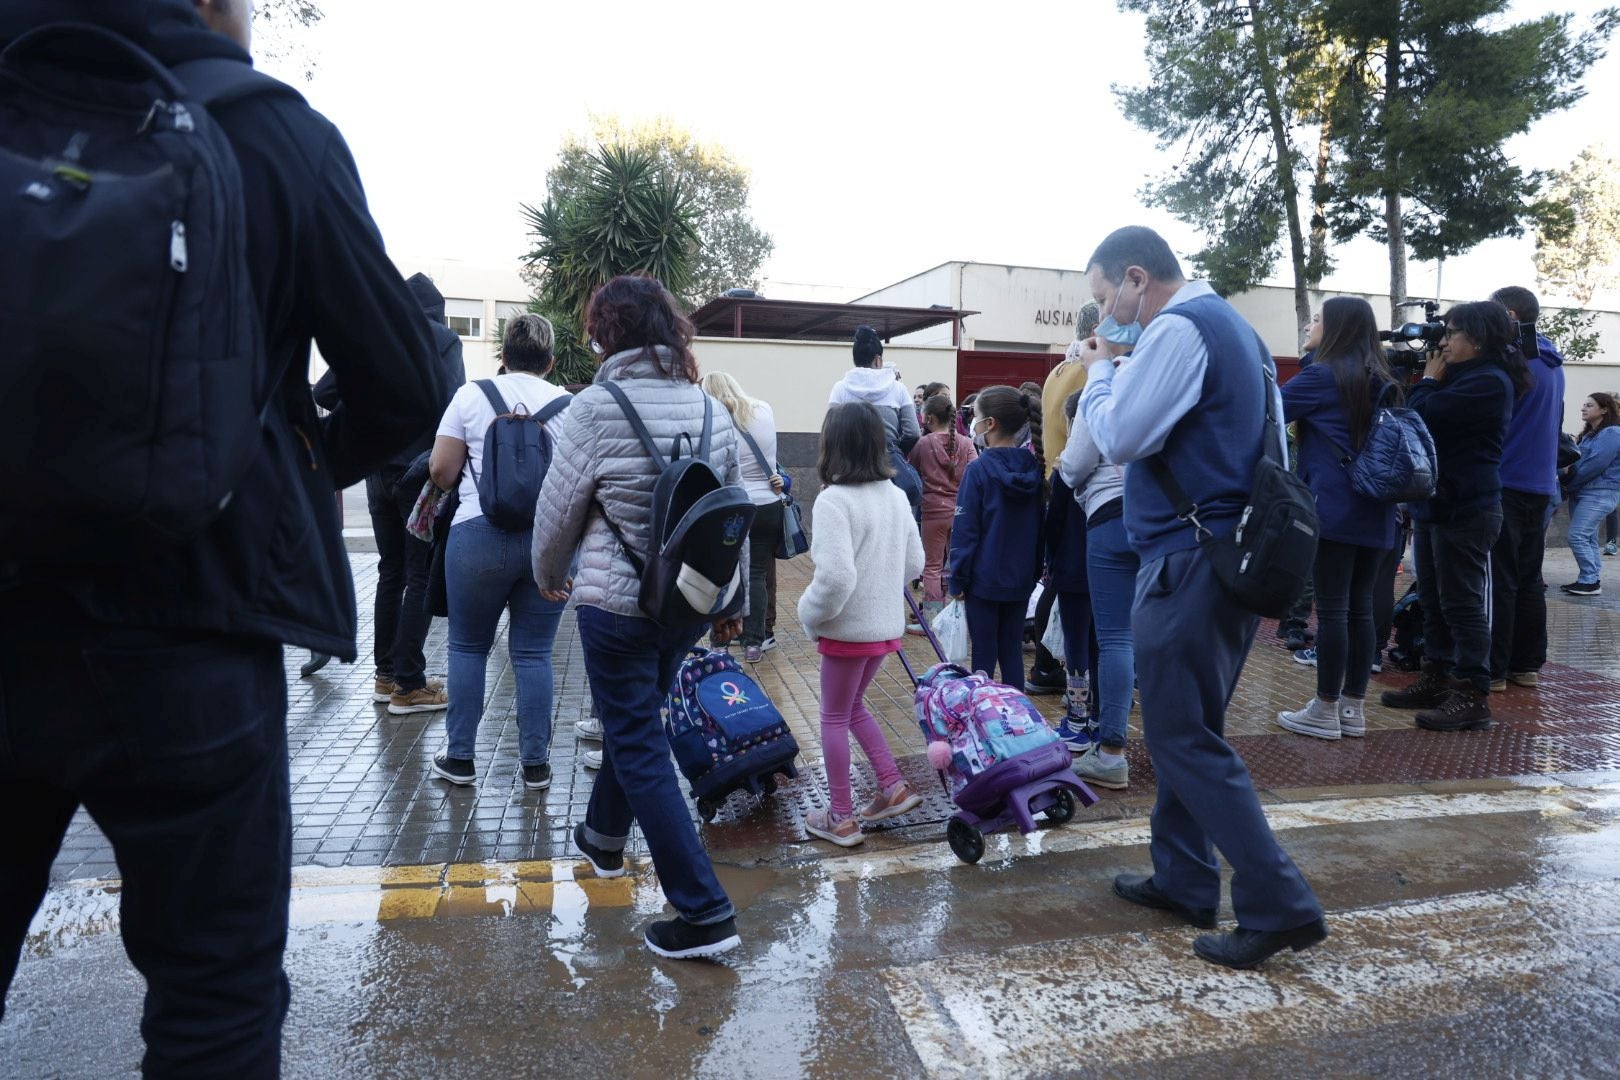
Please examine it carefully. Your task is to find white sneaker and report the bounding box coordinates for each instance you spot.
[582,749,603,770]
[1277,697,1342,740]
[576,717,603,741]
[1339,698,1366,738]
[761,635,778,652]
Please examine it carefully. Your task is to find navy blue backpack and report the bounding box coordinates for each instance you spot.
[470,380,571,530]
[1337,385,1438,504]
[0,25,299,565]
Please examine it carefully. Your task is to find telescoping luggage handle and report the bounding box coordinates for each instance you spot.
[894,589,950,688]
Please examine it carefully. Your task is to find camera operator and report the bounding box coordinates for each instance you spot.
[1381,301,1530,732]
[1486,286,1565,689]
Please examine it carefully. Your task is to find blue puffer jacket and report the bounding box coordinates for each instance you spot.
[1569,426,1620,495]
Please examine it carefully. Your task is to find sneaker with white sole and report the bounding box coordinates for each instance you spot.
[432,752,476,785]
[1073,744,1129,790]
[760,636,778,652]
[805,807,864,847]
[744,645,764,663]
[1508,671,1539,688]
[576,716,604,741]
[644,916,740,960]
[1056,719,1096,753]
[1562,581,1602,596]
[1292,647,1318,667]
[859,781,922,822]
[581,749,603,770]
[1277,697,1341,740]
[372,677,399,703]
[1339,697,1366,738]
[573,822,625,878]
[522,763,552,790]
[388,685,450,715]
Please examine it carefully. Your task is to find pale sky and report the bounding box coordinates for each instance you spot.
[257,0,1620,307]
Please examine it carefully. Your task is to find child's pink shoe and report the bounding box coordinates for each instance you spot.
[859,781,923,822]
[805,807,864,847]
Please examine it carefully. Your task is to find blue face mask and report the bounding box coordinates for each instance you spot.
[1096,281,1146,346]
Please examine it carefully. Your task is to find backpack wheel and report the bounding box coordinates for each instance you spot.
[760,774,779,796]
[1043,788,1076,825]
[697,797,720,823]
[946,819,984,864]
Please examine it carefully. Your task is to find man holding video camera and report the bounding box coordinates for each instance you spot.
[1486,286,1565,692]
[1381,302,1530,731]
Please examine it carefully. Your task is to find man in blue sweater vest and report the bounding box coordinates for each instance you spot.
[1487,286,1565,689]
[1076,227,1326,969]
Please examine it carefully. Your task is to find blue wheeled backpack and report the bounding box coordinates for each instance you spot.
[469,379,571,530]
[664,648,800,821]
[0,25,299,565]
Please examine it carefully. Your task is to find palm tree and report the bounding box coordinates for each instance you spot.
[521,145,699,385]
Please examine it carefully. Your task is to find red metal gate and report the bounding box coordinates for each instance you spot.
[955,350,1064,401]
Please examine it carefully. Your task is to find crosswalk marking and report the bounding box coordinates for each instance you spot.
[881,878,1620,1079]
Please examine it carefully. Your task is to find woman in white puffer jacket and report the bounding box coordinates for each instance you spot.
[532,275,747,962]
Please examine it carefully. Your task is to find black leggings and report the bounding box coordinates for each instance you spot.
[965,595,1025,691]
[1313,539,1383,700]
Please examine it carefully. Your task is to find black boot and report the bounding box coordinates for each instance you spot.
[1380,668,1451,710]
[1415,681,1493,732]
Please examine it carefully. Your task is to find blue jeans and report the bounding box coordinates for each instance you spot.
[0,599,290,1077]
[1086,514,1139,749]
[577,606,734,925]
[1570,488,1620,584]
[1134,547,1322,931]
[445,517,564,766]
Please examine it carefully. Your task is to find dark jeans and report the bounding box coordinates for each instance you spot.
[577,606,733,925]
[965,595,1026,691]
[1133,549,1322,931]
[368,468,432,691]
[1373,537,1405,654]
[1413,507,1504,693]
[1312,540,1382,700]
[0,593,290,1077]
[743,500,783,647]
[1489,489,1550,678]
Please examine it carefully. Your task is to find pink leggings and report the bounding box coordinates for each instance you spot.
[819,653,905,818]
[921,514,953,603]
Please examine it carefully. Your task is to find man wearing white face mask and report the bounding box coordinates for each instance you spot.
[1074,226,1326,971]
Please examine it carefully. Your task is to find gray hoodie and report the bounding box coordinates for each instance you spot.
[828,365,921,454]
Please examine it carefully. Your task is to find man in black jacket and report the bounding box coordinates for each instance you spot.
[0,1,446,1074]
[315,274,465,713]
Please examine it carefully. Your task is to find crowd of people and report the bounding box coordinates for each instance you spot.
[7,2,1620,1067]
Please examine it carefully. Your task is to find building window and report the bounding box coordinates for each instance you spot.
[448,315,482,339]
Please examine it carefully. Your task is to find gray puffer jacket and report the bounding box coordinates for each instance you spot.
[533,346,749,620]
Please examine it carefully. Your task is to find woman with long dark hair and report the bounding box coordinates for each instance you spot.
[1381,300,1521,733]
[531,274,746,960]
[1563,392,1620,595]
[1275,298,1399,741]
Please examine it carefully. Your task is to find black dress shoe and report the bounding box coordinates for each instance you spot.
[1193,919,1328,969]
[1112,873,1217,929]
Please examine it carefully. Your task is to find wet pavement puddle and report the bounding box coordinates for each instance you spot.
[882,877,1620,1079]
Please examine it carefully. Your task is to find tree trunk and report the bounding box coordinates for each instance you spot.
[1308,112,1331,288]
[1249,1,1312,345]
[1382,34,1406,325]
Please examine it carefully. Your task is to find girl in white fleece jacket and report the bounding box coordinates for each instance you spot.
[798,403,926,846]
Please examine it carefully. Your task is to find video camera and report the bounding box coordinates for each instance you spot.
[1379,299,1445,377]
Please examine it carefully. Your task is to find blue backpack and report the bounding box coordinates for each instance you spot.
[1336,385,1438,504]
[470,379,571,530]
[0,26,298,565]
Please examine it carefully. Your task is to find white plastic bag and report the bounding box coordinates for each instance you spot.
[1041,597,1065,658]
[1025,581,1045,621]
[932,600,970,665]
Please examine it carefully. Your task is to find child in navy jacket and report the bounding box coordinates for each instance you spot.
[949,385,1045,690]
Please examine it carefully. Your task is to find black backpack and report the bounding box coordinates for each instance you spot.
[469,379,571,530]
[0,25,297,565]
[1146,364,1319,619]
[597,384,756,628]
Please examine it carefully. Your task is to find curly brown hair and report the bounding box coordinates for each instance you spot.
[585,274,699,382]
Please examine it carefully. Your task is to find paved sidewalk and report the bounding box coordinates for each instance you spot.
[47,547,1620,882]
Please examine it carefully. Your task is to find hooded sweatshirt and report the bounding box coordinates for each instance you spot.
[1498,335,1566,498]
[948,447,1045,602]
[1406,356,1515,524]
[908,429,978,518]
[829,366,922,454]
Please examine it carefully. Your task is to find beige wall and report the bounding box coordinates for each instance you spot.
[693,337,959,433]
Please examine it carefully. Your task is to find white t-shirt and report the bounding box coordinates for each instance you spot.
[436,372,571,527]
[736,402,780,506]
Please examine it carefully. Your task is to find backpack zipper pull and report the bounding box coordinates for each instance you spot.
[169,221,188,272]
[170,103,195,132]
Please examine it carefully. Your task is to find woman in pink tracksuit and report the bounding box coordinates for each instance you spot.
[908,394,978,625]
